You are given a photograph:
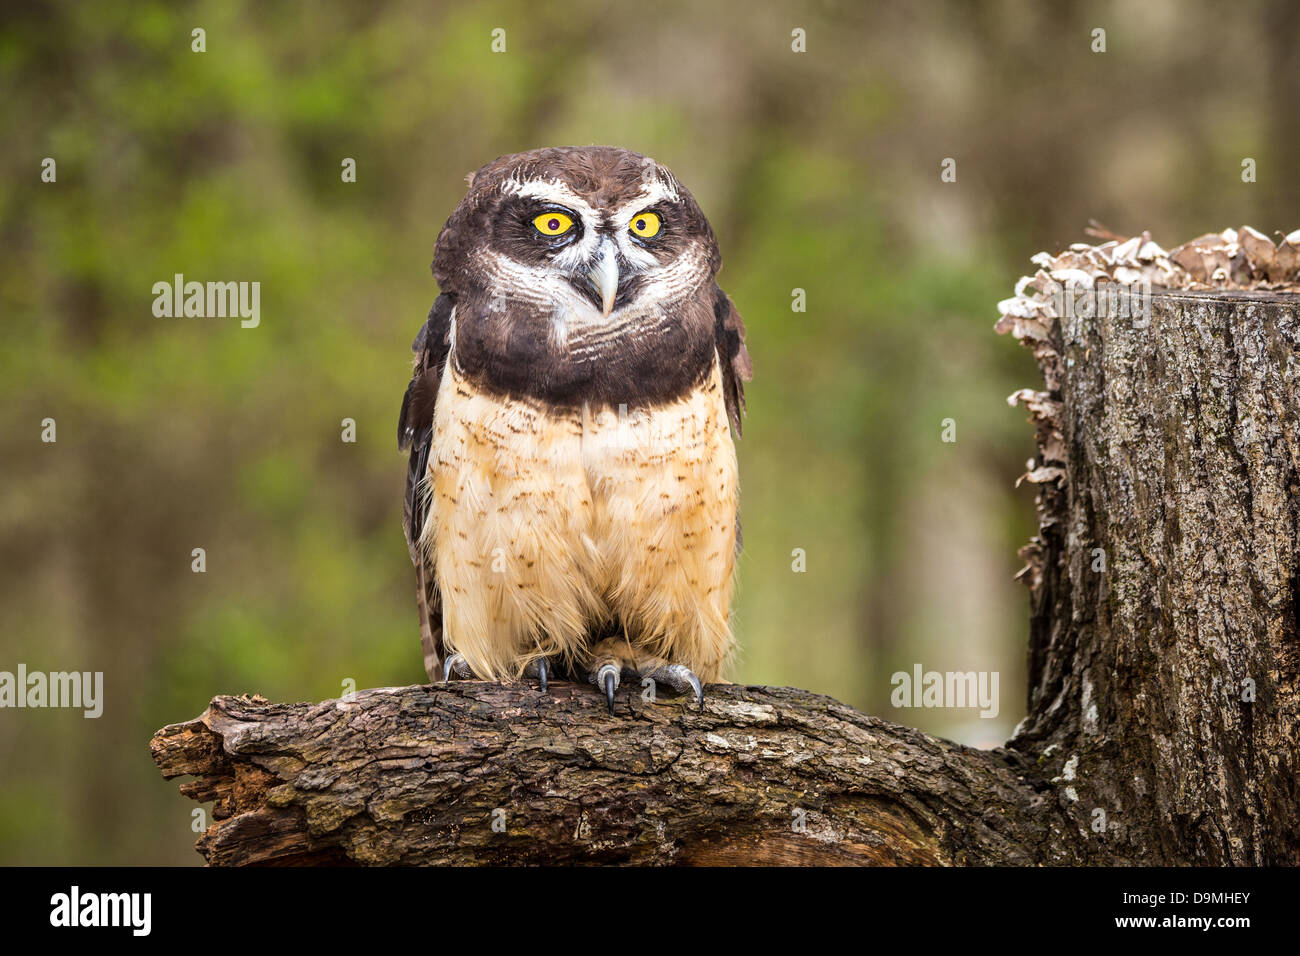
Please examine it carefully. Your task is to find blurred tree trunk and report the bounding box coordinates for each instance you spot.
[1266,0,1300,226]
[152,288,1300,866]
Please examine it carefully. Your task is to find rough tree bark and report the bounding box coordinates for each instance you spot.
[152,229,1300,866]
[149,684,1076,866]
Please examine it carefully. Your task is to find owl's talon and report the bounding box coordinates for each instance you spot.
[646,663,705,711]
[524,657,551,693]
[441,653,473,682]
[590,663,621,714]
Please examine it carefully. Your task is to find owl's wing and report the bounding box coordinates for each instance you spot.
[713,286,753,436]
[713,286,752,555]
[398,293,455,680]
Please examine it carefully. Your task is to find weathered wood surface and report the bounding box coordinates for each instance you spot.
[150,683,1082,866]
[153,253,1300,865]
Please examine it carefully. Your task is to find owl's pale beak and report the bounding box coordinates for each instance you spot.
[586,237,619,317]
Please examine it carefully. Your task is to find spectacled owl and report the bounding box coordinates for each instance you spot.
[397,146,752,713]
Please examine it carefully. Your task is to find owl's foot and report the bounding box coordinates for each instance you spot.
[444,653,557,693]
[441,653,473,682]
[585,639,706,715]
[644,663,704,711]
[523,657,553,693]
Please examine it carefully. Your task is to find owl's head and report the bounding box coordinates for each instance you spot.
[433,146,719,323]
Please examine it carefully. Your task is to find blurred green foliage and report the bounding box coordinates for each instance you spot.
[1,0,1296,863]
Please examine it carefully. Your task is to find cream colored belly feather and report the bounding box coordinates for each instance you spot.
[423,358,739,682]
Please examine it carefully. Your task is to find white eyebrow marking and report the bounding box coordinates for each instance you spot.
[612,181,680,223]
[500,179,598,220]
[501,175,680,225]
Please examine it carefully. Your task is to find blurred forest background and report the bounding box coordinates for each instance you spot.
[2,0,1297,864]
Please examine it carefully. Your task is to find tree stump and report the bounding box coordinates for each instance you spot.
[153,228,1300,865]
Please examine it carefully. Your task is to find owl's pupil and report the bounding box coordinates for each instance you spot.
[635,219,645,230]
[547,218,560,231]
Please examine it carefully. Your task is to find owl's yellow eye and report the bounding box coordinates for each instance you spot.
[629,211,662,239]
[533,212,574,236]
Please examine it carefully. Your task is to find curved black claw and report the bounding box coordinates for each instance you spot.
[590,663,620,715]
[647,663,705,711]
[604,671,617,715]
[522,657,554,693]
[441,653,472,683]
